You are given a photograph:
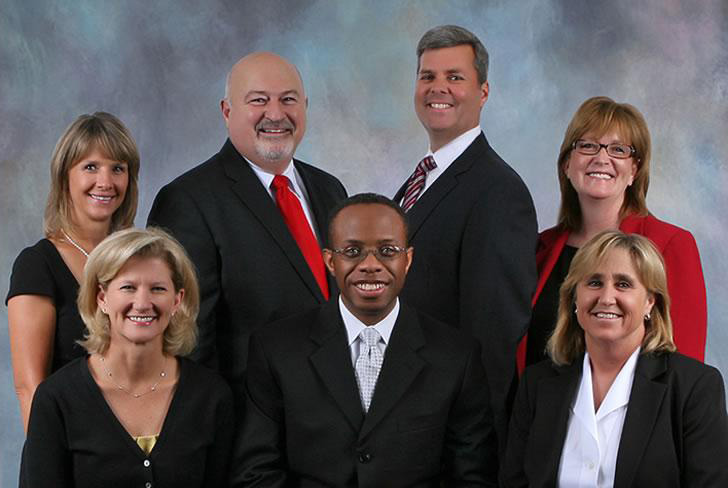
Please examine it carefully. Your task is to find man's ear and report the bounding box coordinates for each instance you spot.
[220,99,231,126]
[404,246,414,274]
[479,81,489,108]
[323,249,335,275]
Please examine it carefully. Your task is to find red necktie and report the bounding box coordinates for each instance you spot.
[271,175,329,300]
[401,156,437,211]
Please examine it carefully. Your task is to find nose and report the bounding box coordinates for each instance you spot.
[96,167,113,189]
[597,285,617,305]
[264,100,285,121]
[133,288,153,311]
[357,251,383,272]
[428,75,449,94]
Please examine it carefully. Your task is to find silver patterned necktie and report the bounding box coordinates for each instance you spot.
[355,328,384,412]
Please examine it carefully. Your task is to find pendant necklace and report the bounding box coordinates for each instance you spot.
[61,229,89,257]
[98,355,168,398]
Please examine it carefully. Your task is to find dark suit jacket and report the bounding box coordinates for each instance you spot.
[394,133,538,453]
[531,214,707,361]
[502,352,728,487]
[147,139,346,403]
[232,300,498,487]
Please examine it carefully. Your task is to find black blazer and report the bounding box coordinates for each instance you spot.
[147,139,346,403]
[394,133,538,452]
[501,352,728,487]
[231,300,498,487]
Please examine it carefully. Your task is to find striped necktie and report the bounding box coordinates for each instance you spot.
[401,156,437,211]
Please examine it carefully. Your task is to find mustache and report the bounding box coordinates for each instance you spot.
[256,119,294,131]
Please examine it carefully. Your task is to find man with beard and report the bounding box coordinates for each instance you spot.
[148,52,347,408]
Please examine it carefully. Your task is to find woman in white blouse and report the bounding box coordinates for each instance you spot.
[501,231,728,487]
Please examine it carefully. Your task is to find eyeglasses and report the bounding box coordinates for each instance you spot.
[572,139,635,159]
[330,245,408,262]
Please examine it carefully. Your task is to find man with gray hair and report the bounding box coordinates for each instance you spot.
[148,52,346,409]
[394,25,538,457]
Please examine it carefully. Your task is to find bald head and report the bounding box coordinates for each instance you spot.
[221,52,307,174]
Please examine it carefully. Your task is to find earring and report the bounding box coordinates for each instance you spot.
[574,305,578,314]
[644,312,652,321]
[101,307,107,314]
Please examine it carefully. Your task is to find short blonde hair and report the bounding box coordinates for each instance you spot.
[547,231,675,365]
[557,97,651,232]
[44,112,140,237]
[77,227,199,356]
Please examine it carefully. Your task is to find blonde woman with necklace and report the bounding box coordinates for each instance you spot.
[6,112,140,431]
[22,228,234,487]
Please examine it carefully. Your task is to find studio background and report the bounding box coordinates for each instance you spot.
[1,0,726,484]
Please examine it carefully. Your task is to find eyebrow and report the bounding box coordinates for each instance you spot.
[245,89,300,98]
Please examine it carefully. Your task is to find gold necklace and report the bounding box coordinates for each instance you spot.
[98,355,168,398]
[61,229,89,257]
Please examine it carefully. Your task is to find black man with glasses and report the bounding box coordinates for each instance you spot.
[518,96,707,371]
[232,193,498,487]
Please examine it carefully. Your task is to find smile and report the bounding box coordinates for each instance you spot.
[89,193,115,202]
[356,282,385,291]
[127,315,156,324]
[428,103,453,109]
[593,312,621,319]
[586,172,614,180]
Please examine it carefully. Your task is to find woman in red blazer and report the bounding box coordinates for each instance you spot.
[518,97,706,371]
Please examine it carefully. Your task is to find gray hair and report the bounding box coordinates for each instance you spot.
[416,25,489,84]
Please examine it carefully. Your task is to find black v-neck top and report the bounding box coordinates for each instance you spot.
[527,244,579,366]
[22,357,234,487]
[6,238,86,370]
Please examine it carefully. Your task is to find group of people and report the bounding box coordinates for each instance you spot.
[6,24,727,487]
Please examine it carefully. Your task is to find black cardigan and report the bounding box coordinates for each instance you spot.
[22,356,234,487]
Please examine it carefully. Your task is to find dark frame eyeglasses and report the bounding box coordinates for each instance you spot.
[330,245,408,261]
[572,139,636,159]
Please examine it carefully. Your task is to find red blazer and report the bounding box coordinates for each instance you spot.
[518,214,707,372]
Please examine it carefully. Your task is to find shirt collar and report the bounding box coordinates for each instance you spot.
[339,296,399,347]
[246,158,304,199]
[425,125,481,170]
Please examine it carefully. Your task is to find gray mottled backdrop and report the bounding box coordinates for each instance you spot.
[1,0,726,484]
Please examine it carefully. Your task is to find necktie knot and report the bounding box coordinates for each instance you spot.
[359,327,381,348]
[401,156,437,212]
[271,174,291,192]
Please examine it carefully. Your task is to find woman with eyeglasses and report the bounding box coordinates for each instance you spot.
[519,96,707,371]
[502,231,727,487]
[6,113,140,432]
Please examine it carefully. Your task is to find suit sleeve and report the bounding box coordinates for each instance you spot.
[662,230,707,361]
[681,365,728,486]
[459,178,538,454]
[22,383,73,488]
[442,341,499,487]
[147,184,221,368]
[230,334,288,488]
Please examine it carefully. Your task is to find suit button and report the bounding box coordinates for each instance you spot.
[358,452,372,463]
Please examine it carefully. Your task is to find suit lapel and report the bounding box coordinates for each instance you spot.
[614,354,668,488]
[538,360,583,482]
[358,306,426,440]
[309,301,364,432]
[404,134,486,240]
[220,142,325,302]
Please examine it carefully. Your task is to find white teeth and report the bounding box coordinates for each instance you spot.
[356,283,384,291]
[128,316,155,322]
[595,312,620,319]
[260,129,287,133]
[587,172,613,179]
[429,103,451,109]
[90,194,113,201]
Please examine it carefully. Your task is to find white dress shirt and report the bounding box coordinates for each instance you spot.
[557,348,640,488]
[400,126,481,207]
[246,158,321,243]
[339,296,399,366]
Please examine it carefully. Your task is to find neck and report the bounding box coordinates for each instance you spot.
[586,341,638,411]
[66,220,112,250]
[102,341,167,384]
[572,195,623,245]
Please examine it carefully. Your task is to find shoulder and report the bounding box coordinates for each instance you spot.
[622,215,697,250]
[7,239,60,301]
[251,305,322,348]
[34,357,88,402]
[522,358,566,384]
[652,352,722,382]
[538,226,565,249]
[294,159,347,196]
[409,305,480,357]
[465,134,531,192]
[158,150,229,194]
